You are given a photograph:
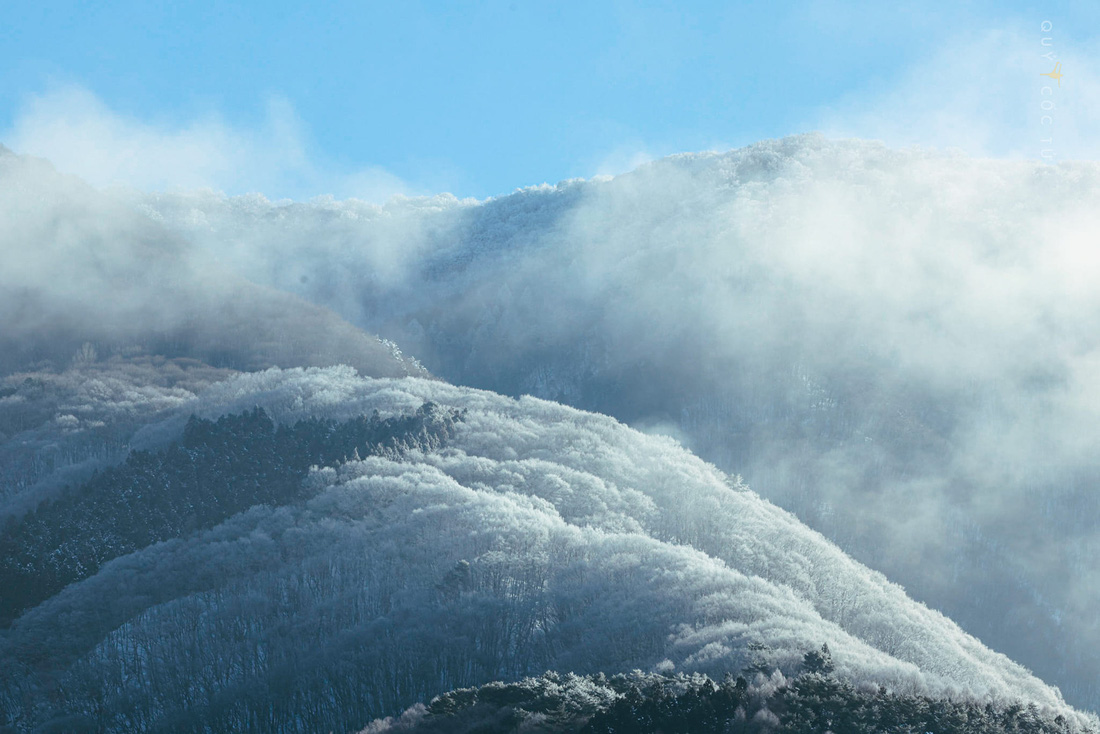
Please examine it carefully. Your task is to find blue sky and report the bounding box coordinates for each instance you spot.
[3,1,1098,199]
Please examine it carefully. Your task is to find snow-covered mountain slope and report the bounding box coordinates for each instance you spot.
[0,357,238,521]
[141,135,1100,710]
[1,368,1091,732]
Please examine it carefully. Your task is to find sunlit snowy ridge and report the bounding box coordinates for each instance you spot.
[1,367,1092,731]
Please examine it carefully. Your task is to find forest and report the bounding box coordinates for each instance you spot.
[364,663,1090,734]
[0,402,462,624]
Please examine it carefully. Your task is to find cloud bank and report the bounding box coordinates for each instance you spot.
[0,145,426,379]
[2,86,410,200]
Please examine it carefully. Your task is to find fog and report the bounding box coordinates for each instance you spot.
[0,144,424,379]
[131,135,1100,709]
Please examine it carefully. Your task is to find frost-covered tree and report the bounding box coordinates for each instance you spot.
[1,369,1092,733]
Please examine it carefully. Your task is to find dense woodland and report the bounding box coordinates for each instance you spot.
[363,663,1093,734]
[0,402,463,624]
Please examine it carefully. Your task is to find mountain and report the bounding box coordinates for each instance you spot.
[138,135,1100,710]
[0,367,1093,732]
[2,139,1098,732]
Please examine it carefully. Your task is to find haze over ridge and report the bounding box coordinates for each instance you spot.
[135,134,1100,710]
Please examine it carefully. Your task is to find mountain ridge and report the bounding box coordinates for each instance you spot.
[131,135,1100,709]
[3,138,1098,730]
[3,367,1092,732]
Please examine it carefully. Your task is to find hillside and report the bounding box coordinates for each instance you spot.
[140,135,1100,709]
[1,368,1091,732]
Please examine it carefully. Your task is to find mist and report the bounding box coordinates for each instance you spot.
[0,144,425,379]
[2,86,413,200]
[130,134,1100,709]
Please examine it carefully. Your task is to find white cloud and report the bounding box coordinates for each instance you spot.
[1,85,411,200]
[591,144,658,177]
[813,24,1100,162]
